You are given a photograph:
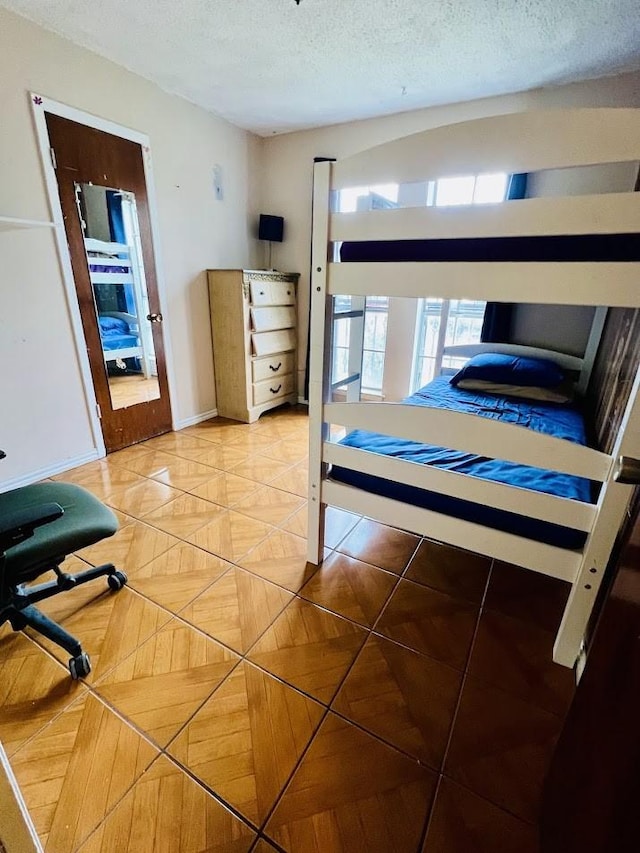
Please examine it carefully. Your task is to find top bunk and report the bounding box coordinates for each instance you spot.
[314,108,640,309]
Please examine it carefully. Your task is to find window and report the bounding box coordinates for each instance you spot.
[333,173,510,397]
[332,305,351,387]
[361,295,389,393]
[332,185,397,395]
[413,298,486,389]
[411,171,510,390]
[337,183,399,213]
[432,172,508,207]
[331,294,389,395]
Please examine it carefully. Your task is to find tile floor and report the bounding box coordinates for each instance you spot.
[0,406,576,852]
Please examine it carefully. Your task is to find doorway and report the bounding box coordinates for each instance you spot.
[45,113,172,452]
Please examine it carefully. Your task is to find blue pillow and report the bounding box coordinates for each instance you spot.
[450,352,564,388]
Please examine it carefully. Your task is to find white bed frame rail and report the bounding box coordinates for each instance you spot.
[307,109,640,669]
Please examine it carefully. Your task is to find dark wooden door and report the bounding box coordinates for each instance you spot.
[46,113,172,451]
[541,490,640,852]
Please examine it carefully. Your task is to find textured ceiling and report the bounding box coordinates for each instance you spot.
[4,0,640,135]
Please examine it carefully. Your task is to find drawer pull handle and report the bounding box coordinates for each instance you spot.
[259,291,265,296]
[287,290,291,295]
[269,362,282,372]
[270,384,282,394]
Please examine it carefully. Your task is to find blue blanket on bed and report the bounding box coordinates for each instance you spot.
[332,376,591,548]
[98,316,139,352]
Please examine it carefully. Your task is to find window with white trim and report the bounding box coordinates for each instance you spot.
[333,184,398,395]
[412,298,487,390]
[411,171,509,390]
[331,294,389,395]
[429,172,508,206]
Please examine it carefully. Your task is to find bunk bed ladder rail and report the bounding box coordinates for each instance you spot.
[553,363,640,666]
[308,160,333,563]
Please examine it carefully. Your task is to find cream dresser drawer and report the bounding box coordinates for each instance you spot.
[251,305,296,332]
[253,373,295,406]
[252,328,296,357]
[252,352,295,383]
[249,279,295,306]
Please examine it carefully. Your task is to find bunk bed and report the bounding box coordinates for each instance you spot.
[85,237,152,376]
[306,108,640,669]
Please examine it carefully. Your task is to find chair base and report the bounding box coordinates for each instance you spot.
[0,562,128,679]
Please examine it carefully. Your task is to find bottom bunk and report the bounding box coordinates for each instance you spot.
[331,373,592,551]
[309,346,640,669]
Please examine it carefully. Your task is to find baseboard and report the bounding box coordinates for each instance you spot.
[0,449,101,493]
[172,408,218,431]
[297,396,309,405]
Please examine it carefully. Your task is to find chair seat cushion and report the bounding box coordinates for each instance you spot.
[1,482,118,580]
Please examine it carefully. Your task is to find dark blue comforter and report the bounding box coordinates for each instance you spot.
[332,376,592,548]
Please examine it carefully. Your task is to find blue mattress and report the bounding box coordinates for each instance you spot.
[331,376,592,549]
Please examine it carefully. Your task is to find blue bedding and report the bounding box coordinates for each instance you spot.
[331,376,592,548]
[101,334,139,352]
[98,316,139,353]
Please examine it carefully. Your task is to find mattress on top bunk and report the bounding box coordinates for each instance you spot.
[331,376,592,549]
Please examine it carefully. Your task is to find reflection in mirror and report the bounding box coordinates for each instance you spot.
[77,184,160,410]
[332,159,640,212]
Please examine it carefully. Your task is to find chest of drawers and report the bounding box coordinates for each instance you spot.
[207,269,299,423]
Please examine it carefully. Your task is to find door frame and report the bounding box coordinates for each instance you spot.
[0,742,42,852]
[30,92,177,457]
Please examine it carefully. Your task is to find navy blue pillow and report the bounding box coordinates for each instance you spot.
[450,353,564,388]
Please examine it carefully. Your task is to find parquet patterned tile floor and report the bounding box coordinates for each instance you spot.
[0,406,576,852]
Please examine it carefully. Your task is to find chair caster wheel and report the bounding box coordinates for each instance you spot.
[69,652,91,680]
[107,570,128,591]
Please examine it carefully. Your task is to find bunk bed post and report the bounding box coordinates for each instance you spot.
[554,365,640,667]
[307,160,333,565]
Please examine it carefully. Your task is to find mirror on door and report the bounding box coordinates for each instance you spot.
[76,183,160,410]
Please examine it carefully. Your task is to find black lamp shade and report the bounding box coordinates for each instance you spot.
[258,214,284,243]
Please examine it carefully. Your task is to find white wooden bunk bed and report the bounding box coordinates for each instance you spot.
[85,237,153,377]
[306,108,640,669]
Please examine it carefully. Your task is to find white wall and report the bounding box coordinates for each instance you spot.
[261,71,640,395]
[526,161,639,198]
[511,159,640,355]
[0,7,262,487]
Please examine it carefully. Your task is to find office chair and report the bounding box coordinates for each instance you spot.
[0,452,127,679]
